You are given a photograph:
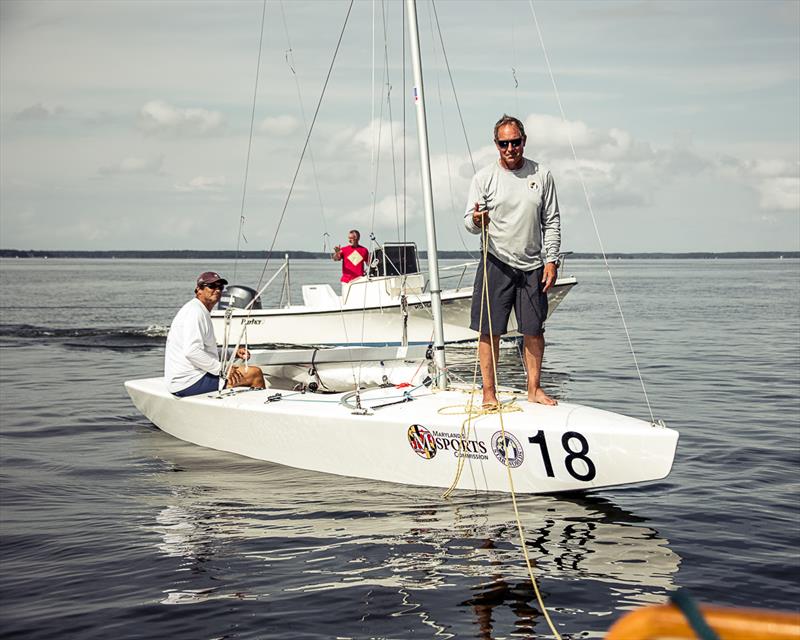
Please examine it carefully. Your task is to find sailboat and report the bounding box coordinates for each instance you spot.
[125,0,678,494]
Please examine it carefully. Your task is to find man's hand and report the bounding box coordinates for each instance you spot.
[541,262,558,293]
[226,366,244,388]
[332,245,342,261]
[471,202,490,228]
[236,347,250,361]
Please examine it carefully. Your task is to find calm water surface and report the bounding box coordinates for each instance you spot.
[1,258,798,639]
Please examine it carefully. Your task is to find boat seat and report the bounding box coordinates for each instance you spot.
[386,273,425,296]
[301,284,340,309]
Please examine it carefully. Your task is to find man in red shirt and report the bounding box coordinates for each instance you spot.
[332,229,369,284]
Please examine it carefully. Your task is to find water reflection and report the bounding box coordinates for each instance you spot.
[139,433,680,635]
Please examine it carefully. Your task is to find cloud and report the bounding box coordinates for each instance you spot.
[137,100,224,136]
[758,177,800,212]
[326,119,412,159]
[256,179,310,194]
[174,176,227,192]
[337,194,419,231]
[717,157,799,213]
[98,155,164,176]
[258,115,300,136]
[13,103,66,120]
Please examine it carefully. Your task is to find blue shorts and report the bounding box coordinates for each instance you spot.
[470,253,548,336]
[174,372,222,397]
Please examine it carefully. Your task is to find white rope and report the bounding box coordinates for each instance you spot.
[528,0,655,423]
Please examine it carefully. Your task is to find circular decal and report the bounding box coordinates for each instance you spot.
[408,424,437,459]
[491,431,524,468]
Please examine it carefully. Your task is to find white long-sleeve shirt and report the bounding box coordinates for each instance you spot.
[464,158,561,271]
[164,298,222,393]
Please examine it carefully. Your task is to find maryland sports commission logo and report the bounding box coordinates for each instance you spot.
[491,431,525,468]
[407,424,438,459]
[407,425,488,460]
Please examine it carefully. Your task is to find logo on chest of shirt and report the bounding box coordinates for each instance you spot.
[528,179,539,191]
[347,250,364,266]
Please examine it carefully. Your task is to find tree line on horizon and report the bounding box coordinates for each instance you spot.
[1,249,797,260]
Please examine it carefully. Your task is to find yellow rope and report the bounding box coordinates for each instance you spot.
[441,221,563,639]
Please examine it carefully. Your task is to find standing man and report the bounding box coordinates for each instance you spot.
[464,115,561,406]
[164,271,265,397]
[331,229,369,284]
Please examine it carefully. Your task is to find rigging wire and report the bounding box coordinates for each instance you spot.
[402,0,407,247]
[424,0,476,258]
[368,58,387,238]
[527,0,655,422]
[256,0,355,290]
[380,0,402,240]
[430,0,476,176]
[278,0,330,248]
[232,0,267,283]
[511,20,520,114]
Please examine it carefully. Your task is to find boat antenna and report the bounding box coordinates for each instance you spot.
[405,0,446,389]
[233,0,267,283]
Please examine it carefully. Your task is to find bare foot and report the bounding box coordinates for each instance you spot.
[529,387,557,406]
[482,391,498,410]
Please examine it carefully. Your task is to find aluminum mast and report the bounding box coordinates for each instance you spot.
[405,0,447,389]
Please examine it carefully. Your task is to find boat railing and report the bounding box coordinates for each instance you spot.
[274,250,573,304]
[278,253,292,308]
[437,261,478,290]
[426,251,574,293]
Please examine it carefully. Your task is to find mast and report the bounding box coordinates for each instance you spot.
[405,0,447,389]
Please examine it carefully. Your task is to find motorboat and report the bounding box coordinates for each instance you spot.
[211,243,577,348]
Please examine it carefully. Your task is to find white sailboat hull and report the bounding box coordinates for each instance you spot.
[125,377,678,494]
[212,277,577,347]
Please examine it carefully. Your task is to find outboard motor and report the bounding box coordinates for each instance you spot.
[217,285,262,310]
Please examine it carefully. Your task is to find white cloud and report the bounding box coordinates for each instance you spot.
[174,176,227,192]
[258,115,300,136]
[716,157,799,213]
[757,177,800,212]
[339,194,419,231]
[97,155,164,176]
[137,100,224,136]
[338,119,412,158]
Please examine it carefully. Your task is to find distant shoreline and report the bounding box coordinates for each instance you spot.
[1,249,798,260]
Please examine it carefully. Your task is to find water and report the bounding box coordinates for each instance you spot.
[1,258,798,639]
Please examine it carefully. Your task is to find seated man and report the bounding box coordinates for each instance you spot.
[165,271,265,397]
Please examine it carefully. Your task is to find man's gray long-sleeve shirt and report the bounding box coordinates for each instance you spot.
[464,158,561,271]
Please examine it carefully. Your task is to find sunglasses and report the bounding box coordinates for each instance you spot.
[202,283,225,290]
[496,138,523,149]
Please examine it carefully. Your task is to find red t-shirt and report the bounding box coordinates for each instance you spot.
[340,245,369,283]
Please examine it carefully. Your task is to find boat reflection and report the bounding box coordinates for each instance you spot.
[138,433,680,635]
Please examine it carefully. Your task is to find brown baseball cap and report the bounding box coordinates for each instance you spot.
[196,271,228,287]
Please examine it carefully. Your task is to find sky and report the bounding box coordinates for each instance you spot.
[1,0,798,253]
